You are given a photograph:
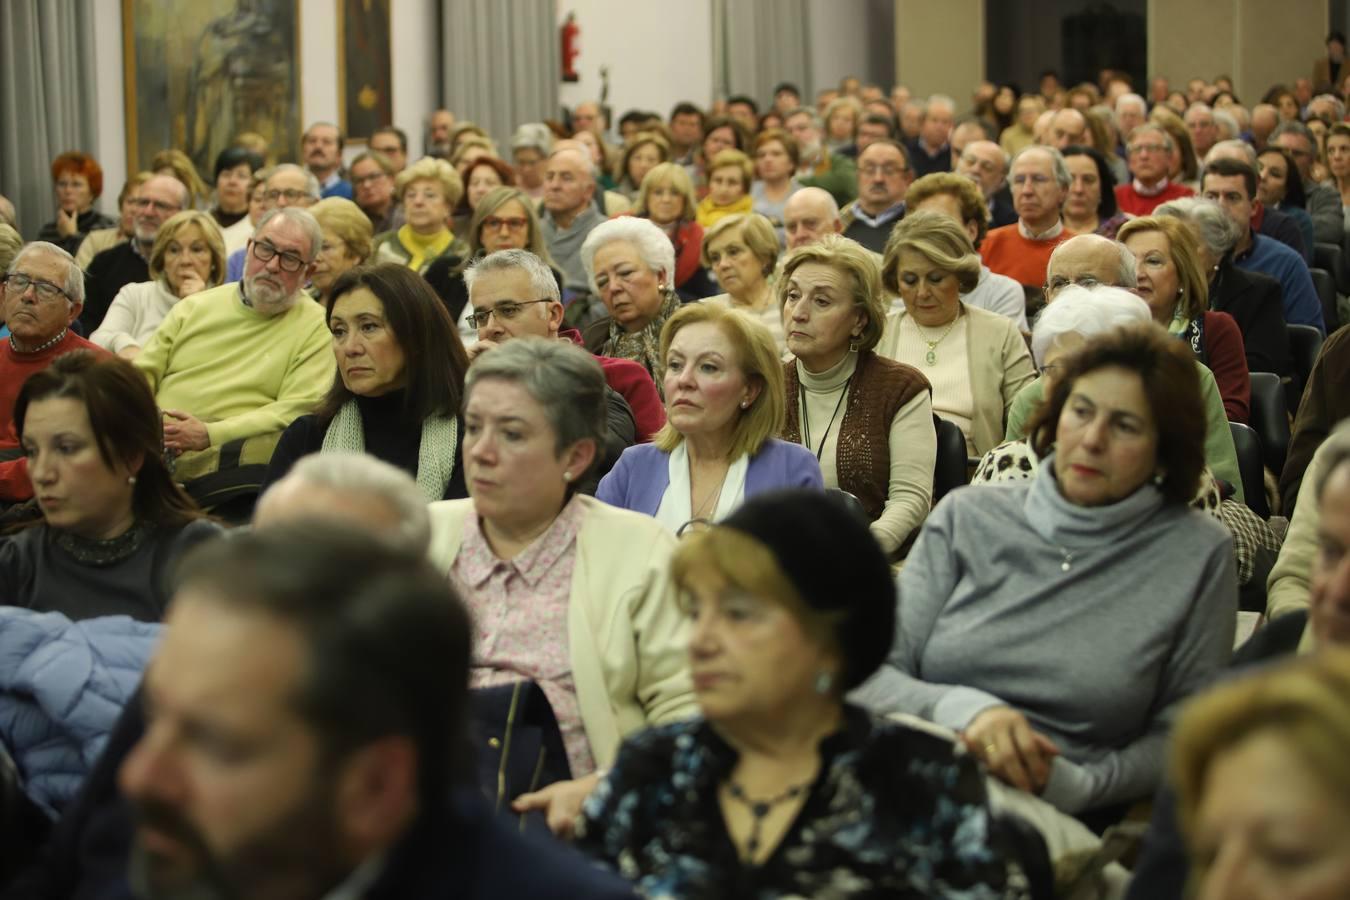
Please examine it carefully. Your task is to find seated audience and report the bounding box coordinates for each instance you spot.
[426,337,697,826]
[779,235,935,555]
[956,138,1017,229]
[465,248,665,441]
[700,213,788,354]
[307,197,373,308]
[372,157,468,274]
[2,352,219,621]
[37,152,115,257]
[785,108,858,206]
[1280,325,1350,513]
[1118,216,1250,423]
[1,242,106,503]
[209,146,264,251]
[580,217,683,386]
[542,146,608,298]
[878,210,1035,456]
[223,163,322,282]
[263,264,470,501]
[1060,145,1128,239]
[348,149,402,234]
[510,122,552,200]
[905,95,956,178]
[1256,145,1317,256]
[1269,119,1344,245]
[456,155,516,236]
[839,139,912,253]
[695,149,754,227]
[1327,123,1350,230]
[615,131,670,200]
[1116,124,1195,215]
[576,490,1021,896]
[782,186,844,250]
[632,162,714,300]
[750,128,802,245]
[860,324,1236,818]
[980,146,1075,288]
[598,303,823,527]
[90,210,226,358]
[74,172,148,269]
[693,115,750,192]
[1205,139,1310,263]
[133,208,333,481]
[1269,422,1350,620]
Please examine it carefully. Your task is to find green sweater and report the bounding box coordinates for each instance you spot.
[1004,363,1244,502]
[135,283,334,448]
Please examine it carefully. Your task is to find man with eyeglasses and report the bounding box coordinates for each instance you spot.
[1114,124,1195,216]
[223,164,322,282]
[1270,121,1344,245]
[0,242,107,502]
[348,150,403,234]
[980,146,1075,288]
[83,174,189,333]
[302,122,352,200]
[464,248,662,447]
[132,208,333,475]
[839,140,912,253]
[369,126,408,172]
[956,139,1017,228]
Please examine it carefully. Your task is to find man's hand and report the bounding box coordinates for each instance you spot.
[465,338,498,362]
[162,409,211,452]
[963,705,1060,794]
[511,772,602,838]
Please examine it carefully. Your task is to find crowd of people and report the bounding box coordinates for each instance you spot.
[4,41,1350,899]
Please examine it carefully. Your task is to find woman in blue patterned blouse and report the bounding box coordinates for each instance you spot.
[574,489,1026,899]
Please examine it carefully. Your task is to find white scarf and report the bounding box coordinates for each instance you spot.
[655,441,749,534]
[321,399,458,502]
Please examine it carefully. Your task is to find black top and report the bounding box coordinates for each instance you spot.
[1208,255,1293,377]
[82,242,149,334]
[35,209,117,258]
[262,391,469,500]
[0,519,223,622]
[1257,205,1309,262]
[210,208,247,229]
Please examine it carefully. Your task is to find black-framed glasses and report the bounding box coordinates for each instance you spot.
[250,240,308,272]
[468,299,551,328]
[2,273,72,304]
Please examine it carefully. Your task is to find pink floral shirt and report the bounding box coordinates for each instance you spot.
[450,496,595,776]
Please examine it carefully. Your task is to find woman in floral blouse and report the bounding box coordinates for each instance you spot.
[574,490,1026,899]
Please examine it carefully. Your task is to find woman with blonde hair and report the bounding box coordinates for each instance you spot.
[701,213,787,355]
[598,303,822,531]
[372,157,467,273]
[150,149,210,208]
[308,197,373,308]
[823,95,863,153]
[633,162,713,299]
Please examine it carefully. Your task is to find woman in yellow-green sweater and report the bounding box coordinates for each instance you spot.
[372,157,469,273]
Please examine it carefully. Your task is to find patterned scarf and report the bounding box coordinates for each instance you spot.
[601,289,681,395]
[321,399,458,501]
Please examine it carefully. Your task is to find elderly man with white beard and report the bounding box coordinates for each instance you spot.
[134,207,332,474]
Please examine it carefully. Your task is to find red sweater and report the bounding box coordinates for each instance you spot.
[0,331,108,501]
[560,327,667,441]
[1114,181,1194,217]
[980,224,1075,287]
[1200,310,1251,424]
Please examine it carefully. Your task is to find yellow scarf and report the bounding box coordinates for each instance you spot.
[696,194,753,228]
[398,224,453,272]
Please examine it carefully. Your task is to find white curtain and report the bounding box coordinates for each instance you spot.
[0,0,99,241]
[712,0,812,109]
[441,0,558,148]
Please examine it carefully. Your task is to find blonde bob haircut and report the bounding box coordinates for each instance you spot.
[396,157,464,209]
[1116,215,1208,321]
[148,211,227,285]
[707,149,754,189]
[701,212,779,273]
[778,234,887,354]
[1171,649,1350,889]
[634,162,697,224]
[653,303,786,460]
[904,172,991,245]
[310,197,374,265]
[881,209,982,296]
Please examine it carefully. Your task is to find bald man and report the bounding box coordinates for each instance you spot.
[783,187,844,250]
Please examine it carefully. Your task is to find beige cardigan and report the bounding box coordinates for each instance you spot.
[875,303,1035,456]
[426,494,697,768]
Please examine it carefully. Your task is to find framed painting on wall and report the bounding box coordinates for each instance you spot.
[122,0,302,177]
[338,0,393,142]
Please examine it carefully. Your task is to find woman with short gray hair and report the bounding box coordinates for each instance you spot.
[426,336,696,834]
[1156,196,1292,376]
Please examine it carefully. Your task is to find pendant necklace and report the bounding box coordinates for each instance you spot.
[800,370,853,461]
[726,776,813,861]
[913,315,958,366]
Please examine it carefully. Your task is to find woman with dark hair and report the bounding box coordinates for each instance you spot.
[1258,146,1317,254]
[2,352,220,621]
[1060,145,1126,238]
[861,324,1236,821]
[211,145,264,252]
[262,263,470,500]
[694,116,751,196]
[37,152,116,256]
[453,155,516,236]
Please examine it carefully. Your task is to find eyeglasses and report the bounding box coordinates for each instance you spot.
[860,164,907,178]
[1045,274,1103,294]
[1037,363,1063,377]
[481,215,529,232]
[250,239,308,272]
[1128,142,1169,155]
[2,273,72,304]
[351,173,389,187]
[468,299,552,328]
[130,197,182,214]
[265,189,310,203]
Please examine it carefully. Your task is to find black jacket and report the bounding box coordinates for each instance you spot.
[82,243,148,335]
[1208,255,1293,377]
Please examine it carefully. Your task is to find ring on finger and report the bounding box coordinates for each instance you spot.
[984,742,998,757]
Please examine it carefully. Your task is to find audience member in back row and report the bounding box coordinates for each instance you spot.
[576,490,1024,897]
[1,352,220,621]
[778,235,935,556]
[1280,324,1350,515]
[263,263,470,501]
[979,145,1075,289]
[631,162,716,300]
[306,196,374,309]
[859,325,1236,820]
[701,213,788,355]
[426,337,696,830]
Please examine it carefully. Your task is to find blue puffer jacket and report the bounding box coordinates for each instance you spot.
[0,608,160,818]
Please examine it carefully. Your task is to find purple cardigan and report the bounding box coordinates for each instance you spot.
[596,439,825,516]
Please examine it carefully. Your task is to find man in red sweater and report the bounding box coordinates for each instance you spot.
[1,242,108,501]
[980,146,1075,287]
[462,248,666,442]
[1115,123,1194,215]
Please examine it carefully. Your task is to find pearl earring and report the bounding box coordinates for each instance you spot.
[127,475,137,486]
[813,671,834,695]
[562,471,573,483]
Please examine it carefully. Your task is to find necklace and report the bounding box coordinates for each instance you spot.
[691,466,729,519]
[725,776,814,861]
[9,328,68,355]
[799,371,852,462]
[912,315,958,366]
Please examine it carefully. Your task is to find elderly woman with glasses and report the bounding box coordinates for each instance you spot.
[307,198,373,309]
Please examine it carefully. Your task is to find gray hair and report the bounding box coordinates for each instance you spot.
[9,241,85,306]
[1312,93,1347,121]
[926,94,957,115]
[1205,138,1258,168]
[1031,284,1151,367]
[254,207,324,261]
[1012,144,1071,190]
[1115,93,1147,115]
[463,249,560,304]
[275,452,432,555]
[510,122,554,155]
[579,216,676,294]
[1128,123,1174,153]
[464,337,607,461]
[268,163,322,201]
[1045,235,1136,290]
[1270,120,1316,148]
[0,225,22,273]
[1212,109,1239,141]
[1155,196,1238,257]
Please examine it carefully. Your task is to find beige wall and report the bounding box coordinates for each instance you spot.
[1147,0,1235,93]
[895,0,984,98]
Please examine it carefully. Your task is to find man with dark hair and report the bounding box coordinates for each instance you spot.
[771,82,801,116]
[855,112,897,153]
[1201,157,1325,331]
[302,121,351,200]
[726,94,759,134]
[668,102,704,166]
[369,126,408,172]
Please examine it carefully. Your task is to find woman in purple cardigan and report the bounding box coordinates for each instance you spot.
[598,303,822,532]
